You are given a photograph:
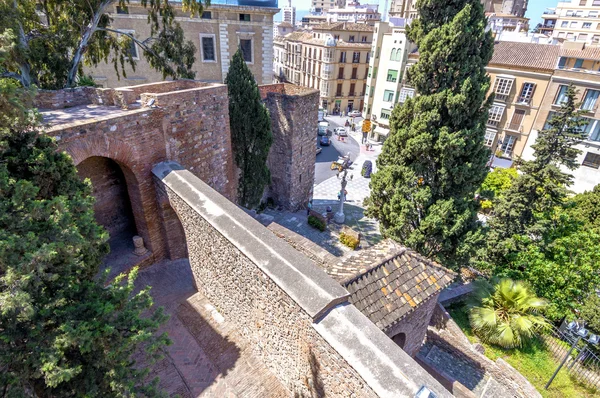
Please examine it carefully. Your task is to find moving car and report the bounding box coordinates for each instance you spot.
[320,135,331,146]
[348,110,362,117]
[334,127,348,137]
[318,121,330,136]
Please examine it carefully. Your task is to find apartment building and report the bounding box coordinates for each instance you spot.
[323,4,381,25]
[523,43,600,192]
[87,0,279,87]
[539,0,600,44]
[363,19,416,141]
[389,0,418,19]
[311,0,345,13]
[282,0,296,24]
[274,22,374,114]
[485,42,559,161]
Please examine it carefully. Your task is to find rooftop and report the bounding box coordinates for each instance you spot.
[312,22,375,32]
[489,41,561,71]
[325,240,455,331]
[560,45,600,61]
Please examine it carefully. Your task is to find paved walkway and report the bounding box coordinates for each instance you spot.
[134,259,289,397]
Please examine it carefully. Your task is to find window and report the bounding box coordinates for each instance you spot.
[239,13,251,21]
[336,83,342,96]
[390,48,397,60]
[338,67,344,79]
[593,35,600,43]
[351,68,357,79]
[595,0,600,5]
[349,83,355,96]
[500,135,517,156]
[366,52,370,64]
[340,52,347,63]
[580,0,587,5]
[570,21,578,28]
[349,35,355,42]
[581,118,600,141]
[518,82,536,104]
[383,90,394,102]
[386,69,398,82]
[201,35,216,62]
[116,6,129,14]
[582,152,600,168]
[373,67,377,79]
[352,52,360,63]
[574,58,584,68]
[578,34,588,41]
[582,90,600,111]
[376,47,380,58]
[487,104,505,127]
[395,50,402,61]
[380,109,391,120]
[361,36,367,42]
[240,39,252,62]
[484,129,496,146]
[368,66,372,78]
[398,88,415,103]
[583,22,592,29]
[493,77,514,101]
[566,10,574,17]
[202,11,212,19]
[120,30,138,59]
[567,33,575,40]
[561,21,569,27]
[554,85,569,105]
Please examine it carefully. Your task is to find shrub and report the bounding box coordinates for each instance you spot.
[308,215,326,231]
[340,232,359,250]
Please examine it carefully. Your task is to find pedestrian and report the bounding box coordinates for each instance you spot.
[352,123,356,132]
[307,199,313,216]
[350,174,354,181]
[337,191,341,201]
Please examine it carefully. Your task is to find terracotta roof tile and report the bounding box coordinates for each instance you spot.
[560,46,600,61]
[312,22,375,32]
[323,239,455,331]
[489,41,560,71]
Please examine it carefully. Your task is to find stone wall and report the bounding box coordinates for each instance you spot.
[153,161,452,398]
[35,87,97,109]
[427,303,542,398]
[386,293,441,357]
[262,83,319,210]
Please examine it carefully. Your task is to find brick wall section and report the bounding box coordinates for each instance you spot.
[266,222,337,266]
[35,87,96,109]
[162,187,378,397]
[262,83,319,210]
[386,293,441,357]
[427,303,542,398]
[142,85,237,202]
[77,156,137,237]
[49,108,168,262]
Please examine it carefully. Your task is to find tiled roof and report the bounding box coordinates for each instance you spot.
[560,46,600,61]
[325,239,455,331]
[489,41,560,71]
[313,22,375,32]
[278,21,293,28]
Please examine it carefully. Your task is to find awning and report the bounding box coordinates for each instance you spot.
[376,127,390,136]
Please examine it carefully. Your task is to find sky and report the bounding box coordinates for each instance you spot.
[276,0,552,29]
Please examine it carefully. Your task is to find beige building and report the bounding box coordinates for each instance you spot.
[484,42,559,161]
[539,0,600,44]
[274,22,374,114]
[523,43,600,192]
[87,1,278,87]
[389,0,418,19]
[311,0,345,13]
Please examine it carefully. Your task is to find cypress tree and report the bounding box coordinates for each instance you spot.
[225,49,273,208]
[366,0,494,268]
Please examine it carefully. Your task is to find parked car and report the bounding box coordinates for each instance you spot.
[348,110,362,117]
[334,127,348,137]
[320,135,331,146]
[318,121,330,136]
[316,146,322,155]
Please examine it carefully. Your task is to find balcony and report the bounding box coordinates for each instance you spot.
[505,123,523,133]
[487,120,501,128]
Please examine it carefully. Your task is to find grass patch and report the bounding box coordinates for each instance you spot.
[446,303,598,398]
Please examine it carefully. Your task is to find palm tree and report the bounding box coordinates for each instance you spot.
[469,278,549,349]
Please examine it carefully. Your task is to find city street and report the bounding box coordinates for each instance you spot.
[314,116,360,185]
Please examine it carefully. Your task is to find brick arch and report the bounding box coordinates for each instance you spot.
[64,136,165,262]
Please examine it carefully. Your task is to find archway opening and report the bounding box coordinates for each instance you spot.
[392,332,406,349]
[77,156,141,276]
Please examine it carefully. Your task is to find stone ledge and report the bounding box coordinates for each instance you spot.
[314,303,453,398]
[152,161,350,320]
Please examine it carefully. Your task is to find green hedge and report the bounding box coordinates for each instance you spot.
[308,215,326,231]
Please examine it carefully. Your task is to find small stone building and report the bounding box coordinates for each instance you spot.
[325,240,455,356]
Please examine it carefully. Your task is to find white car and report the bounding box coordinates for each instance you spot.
[348,110,362,117]
[334,127,348,136]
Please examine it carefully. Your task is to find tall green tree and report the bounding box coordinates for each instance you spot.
[484,85,588,265]
[0,0,206,89]
[225,49,272,208]
[0,85,170,395]
[365,0,494,268]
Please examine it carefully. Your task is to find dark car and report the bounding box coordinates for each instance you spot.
[320,135,331,146]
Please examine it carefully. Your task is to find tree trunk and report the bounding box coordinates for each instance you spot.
[16,9,32,87]
[66,0,112,87]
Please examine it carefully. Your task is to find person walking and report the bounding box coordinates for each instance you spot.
[307,199,313,215]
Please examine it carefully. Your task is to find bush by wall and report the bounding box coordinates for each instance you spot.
[308,215,326,231]
[340,232,359,250]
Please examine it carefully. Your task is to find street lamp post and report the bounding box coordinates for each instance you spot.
[334,169,348,224]
[545,321,599,390]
